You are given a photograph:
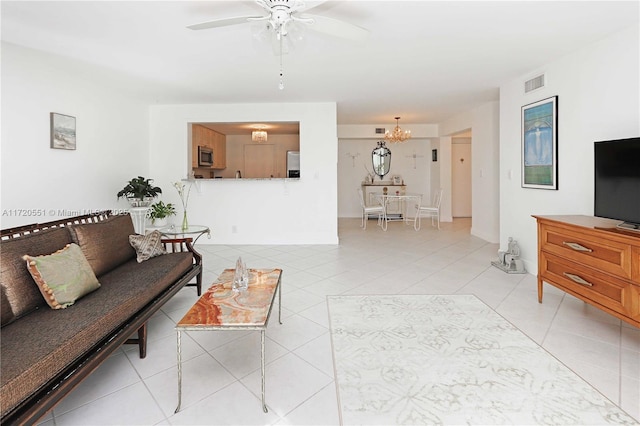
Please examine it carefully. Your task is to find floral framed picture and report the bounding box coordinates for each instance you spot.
[50,112,76,150]
[521,96,558,189]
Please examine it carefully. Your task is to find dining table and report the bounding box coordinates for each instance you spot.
[373,192,422,226]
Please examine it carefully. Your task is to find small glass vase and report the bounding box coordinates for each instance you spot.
[181,211,189,231]
[233,257,249,293]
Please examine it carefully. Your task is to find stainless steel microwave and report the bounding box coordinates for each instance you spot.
[198,146,213,167]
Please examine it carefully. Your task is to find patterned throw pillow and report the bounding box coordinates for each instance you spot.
[23,243,101,309]
[129,230,167,263]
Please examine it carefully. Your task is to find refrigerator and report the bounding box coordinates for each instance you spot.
[286,151,300,178]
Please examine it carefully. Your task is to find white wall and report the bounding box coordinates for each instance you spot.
[148,103,338,245]
[337,138,432,217]
[471,102,500,243]
[337,123,439,218]
[438,102,500,243]
[0,43,150,229]
[500,24,640,272]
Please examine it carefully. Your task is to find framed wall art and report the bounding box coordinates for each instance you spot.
[50,113,76,150]
[521,96,557,189]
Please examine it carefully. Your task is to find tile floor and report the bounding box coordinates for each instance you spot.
[39,218,639,425]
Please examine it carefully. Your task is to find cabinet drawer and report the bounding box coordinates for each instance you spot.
[541,252,638,318]
[633,246,640,284]
[541,224,632,280]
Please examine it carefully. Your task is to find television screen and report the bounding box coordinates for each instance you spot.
[594,137,640,229]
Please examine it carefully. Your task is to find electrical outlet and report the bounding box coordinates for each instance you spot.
[232,225,237,234]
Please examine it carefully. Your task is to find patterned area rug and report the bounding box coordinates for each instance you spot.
[327,295,635,425]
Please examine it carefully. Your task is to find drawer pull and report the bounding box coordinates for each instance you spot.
[562,241,593,252]
[563,272,593,287]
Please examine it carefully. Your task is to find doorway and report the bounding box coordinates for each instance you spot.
[451,137,472,217]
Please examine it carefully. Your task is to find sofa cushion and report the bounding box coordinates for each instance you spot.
[68,214,136,277]
[0,227,72,322]
[129,230,166,263]
[0,251,194,418]
[1,286,14,327]
[23,243,100,309]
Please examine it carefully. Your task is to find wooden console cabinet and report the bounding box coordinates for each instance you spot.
[534,215,639,328]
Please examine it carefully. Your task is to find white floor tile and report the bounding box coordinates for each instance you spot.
[274,383,340,426]
[240,353,333,418]
[53,351,139,416]
[210,332,289,379]
[168,381,281,425]
[53,382,164,425]
[145,353,237,417]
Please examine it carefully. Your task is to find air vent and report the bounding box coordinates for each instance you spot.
[375,128,386,134]
[525,74,545,93]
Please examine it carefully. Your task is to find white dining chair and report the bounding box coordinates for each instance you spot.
[414,188,443,230]
[357,188,387,230]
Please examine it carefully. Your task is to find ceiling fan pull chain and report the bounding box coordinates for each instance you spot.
[278,35,285,90]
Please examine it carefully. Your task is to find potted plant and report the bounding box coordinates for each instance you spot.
[148,201,176,227]
[117,176,162,207]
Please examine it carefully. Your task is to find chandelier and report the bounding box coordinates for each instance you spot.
[384,117,411,143]
[252,129,268,143]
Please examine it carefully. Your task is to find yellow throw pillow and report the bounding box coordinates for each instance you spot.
[23,243,100,309]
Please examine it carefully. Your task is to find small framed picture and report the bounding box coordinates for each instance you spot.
[392,175,402,185]
[432,149,438,161]
[50,113,76,150]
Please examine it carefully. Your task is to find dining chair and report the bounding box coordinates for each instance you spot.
[414,188,443,230]
[357,188,387,230]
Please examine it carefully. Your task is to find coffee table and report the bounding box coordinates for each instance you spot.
[175,268,283,413]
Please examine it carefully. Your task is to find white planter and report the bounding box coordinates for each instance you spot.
[152,217,168,227]
[127,197,154,208]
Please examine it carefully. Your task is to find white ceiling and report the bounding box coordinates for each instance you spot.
[2,1,638,126]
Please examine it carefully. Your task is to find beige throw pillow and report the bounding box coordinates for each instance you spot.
[129,230,166,263]
[23,243,101,309]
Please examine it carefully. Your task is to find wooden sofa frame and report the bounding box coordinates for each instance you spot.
[1,211,203,425]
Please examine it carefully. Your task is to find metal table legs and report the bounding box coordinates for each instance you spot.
[175,283,282,414]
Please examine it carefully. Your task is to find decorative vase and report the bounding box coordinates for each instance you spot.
[153,217,168,228]
[181,211,189,231]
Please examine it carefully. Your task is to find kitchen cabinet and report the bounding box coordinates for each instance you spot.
[211,130,226,169]
[192,124,226,170]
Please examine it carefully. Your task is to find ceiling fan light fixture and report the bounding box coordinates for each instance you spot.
[384,116,411,143]
[252,129,268,142]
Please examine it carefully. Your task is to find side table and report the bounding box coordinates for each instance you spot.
[160,224,211,244]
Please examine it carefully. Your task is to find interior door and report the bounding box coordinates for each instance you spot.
[452,142,472,217]
[244,144,275,178]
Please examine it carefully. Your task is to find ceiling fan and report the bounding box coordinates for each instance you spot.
[187,0,369,42]
[188,1,367,90]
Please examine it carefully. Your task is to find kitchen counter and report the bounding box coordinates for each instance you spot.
[194,177,300,181]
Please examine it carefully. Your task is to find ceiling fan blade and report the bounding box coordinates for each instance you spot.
[298,13,369,41]
[187,15,264,31]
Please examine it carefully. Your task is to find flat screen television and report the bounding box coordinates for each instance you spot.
[594,137,640,231]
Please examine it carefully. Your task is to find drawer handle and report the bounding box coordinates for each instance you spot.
[563,272,593,287]
[562,241,593,252]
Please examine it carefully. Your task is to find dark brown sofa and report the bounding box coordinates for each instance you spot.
[0,211,202,425]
